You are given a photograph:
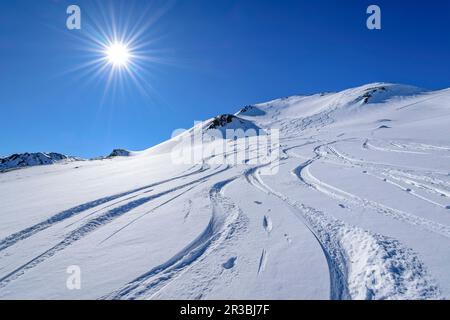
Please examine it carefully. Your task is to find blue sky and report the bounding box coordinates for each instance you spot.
[1,0,449,158]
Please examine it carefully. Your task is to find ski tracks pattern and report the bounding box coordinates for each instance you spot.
[104,177,247,300]
[246,166,441,300]
[0,166,228,289]
[0,164,210,253]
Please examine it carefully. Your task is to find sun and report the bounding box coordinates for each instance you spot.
[67,2,171,98]
[105,42,130,67]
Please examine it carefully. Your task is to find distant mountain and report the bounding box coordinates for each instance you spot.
[108,149,132,157]
[0,148,135,172]
[0,152,80,172]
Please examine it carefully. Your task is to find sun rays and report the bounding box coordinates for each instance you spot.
[61,0,176,102]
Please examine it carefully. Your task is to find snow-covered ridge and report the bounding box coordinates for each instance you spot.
[0,83,429,171]
[0,148,135,172]
[204,114,262,136]
[0,152,79,172]
[236,105,266,116]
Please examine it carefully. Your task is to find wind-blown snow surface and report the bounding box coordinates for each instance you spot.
[1,83,450,300]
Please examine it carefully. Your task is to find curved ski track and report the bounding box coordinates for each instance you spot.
[246,164,440,300]
[104,176,246,300]
[0,165,228,289]
[305,144,450,238]
[0,164,210,253]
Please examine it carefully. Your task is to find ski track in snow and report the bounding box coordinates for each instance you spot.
[104,176,245,300]
[385,170,450,198]
[299,164,450,239]
[0,166,229,289]
[0,164,210,253]
[245,164,441,300]
[306,145,450,238]
[257,249,267,274]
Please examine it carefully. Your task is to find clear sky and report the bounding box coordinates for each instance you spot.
[1,0,449,158]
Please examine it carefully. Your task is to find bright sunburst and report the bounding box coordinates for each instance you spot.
[105,42,130,67]
[64,1,175,100]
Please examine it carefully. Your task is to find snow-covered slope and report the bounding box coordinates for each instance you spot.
[1,83,450,300]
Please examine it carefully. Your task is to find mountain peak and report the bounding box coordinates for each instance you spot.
[108,149,132,157]
[205,114,263,137]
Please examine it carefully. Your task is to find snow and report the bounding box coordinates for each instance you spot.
[0,82,449,300]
